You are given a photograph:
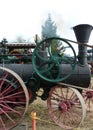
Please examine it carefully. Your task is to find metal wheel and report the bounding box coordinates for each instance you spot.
[0,66,29,130]
[9,50,21,58]
[32,37,77,83]
[82,83,93,111]
[47,84,86,130]
[9,50,22,63]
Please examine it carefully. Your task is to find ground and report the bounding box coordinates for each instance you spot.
[19,78,93,130]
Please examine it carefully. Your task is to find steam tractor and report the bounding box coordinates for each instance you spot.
[0,24,93,130]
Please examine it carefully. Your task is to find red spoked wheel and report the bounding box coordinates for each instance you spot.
[47,85,86,130]
[9,50,21,58]
[82,84,93,111]
[0,66,29,130]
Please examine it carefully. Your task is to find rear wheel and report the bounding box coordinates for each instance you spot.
[47,84,86,129]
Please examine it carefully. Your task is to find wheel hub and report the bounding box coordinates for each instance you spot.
[58,101,71,112]
[86,91,93,98]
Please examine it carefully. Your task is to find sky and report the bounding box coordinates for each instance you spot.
[0,0,93,46]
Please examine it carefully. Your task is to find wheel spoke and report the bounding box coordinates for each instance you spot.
[2,90,25,99]
[0,103,22,115]
[0,116,6,130]
[0,107,16,124]
[0,73,8,92]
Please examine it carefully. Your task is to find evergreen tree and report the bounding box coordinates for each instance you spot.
[41,14,57,39]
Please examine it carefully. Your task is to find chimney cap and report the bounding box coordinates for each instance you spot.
[73,24,93,30]
[73,24,93,43]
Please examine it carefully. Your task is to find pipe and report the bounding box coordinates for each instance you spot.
[73,24,93,65]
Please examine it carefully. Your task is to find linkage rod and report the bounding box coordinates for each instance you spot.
[64,38,93,48]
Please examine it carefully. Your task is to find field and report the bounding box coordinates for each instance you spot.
[22,96,93,130]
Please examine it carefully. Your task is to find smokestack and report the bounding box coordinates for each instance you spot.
[73,24,93,65]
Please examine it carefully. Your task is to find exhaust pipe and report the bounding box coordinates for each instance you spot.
[73,24,93,65]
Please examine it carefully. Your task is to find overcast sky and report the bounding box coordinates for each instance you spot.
[0,0,93,44]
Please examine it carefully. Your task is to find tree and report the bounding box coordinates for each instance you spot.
[41,14,59,53]
[41,14,57,39]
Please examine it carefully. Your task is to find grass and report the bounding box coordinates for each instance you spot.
[24,98,64,130]
[21,97,93,130]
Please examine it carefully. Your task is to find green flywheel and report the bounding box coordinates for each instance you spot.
[32,37,77,83]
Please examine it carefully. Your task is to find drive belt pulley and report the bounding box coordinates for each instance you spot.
[32,37,77,83]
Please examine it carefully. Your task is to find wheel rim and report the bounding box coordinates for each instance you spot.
[32,37,77,83]
[47,85,86,129]
[0,66,29,130]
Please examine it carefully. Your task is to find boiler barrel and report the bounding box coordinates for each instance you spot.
[0,63,91,88]
[0,64,34,82]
